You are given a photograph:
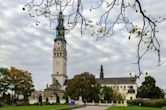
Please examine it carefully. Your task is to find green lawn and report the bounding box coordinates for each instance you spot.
[0,105,76,110]
[107,106,166,110]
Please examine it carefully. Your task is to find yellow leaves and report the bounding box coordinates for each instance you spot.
[130,27,137,33]
[97,28,104,33]
[129,25,147,40]
[0,66,34,98]
[9,66,34,88]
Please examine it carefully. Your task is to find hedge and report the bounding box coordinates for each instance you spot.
[127,99,166,108]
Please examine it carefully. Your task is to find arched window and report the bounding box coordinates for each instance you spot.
[60,52,62,56]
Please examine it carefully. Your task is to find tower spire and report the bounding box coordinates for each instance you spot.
[56,7,65,39]
[100,65,104,79]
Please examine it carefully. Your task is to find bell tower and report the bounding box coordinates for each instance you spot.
[52,11,67,90]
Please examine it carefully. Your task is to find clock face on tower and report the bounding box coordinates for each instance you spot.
[56,41,61,50]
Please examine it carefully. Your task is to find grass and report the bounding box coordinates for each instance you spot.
[0,104,77,110]
[107,106,166,110]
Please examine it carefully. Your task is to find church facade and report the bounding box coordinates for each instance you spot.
[44,11,137,101]
[96,65,137,100]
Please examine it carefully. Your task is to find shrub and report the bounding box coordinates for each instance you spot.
[128,99,166,107]
[142,99,166,107]
[16,101,30,106]
[43,102,50,105]
[127,99,143,106]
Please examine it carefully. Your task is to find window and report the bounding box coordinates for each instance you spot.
[124,86,126,90]
[130,97,133,100]
[57,72,58,75]
[128,86,135,93]
[60,52,62,56]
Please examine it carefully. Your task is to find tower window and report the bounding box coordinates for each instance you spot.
[57,72,58,75]
[60,52,62,56]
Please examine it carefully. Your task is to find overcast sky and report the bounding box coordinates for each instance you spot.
[0,0,166,90]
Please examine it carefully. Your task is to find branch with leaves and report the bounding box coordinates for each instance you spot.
[23,0,165,78]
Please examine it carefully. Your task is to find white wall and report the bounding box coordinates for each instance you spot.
[101,83,137,100]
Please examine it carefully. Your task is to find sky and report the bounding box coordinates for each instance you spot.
[0,0,166,90]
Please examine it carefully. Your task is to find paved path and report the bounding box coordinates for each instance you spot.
[71,106,108,110]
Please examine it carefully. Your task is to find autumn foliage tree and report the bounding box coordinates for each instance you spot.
[9,67,34,101]
[0,67,34,103]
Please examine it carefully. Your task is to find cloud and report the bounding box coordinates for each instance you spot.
[0,0,166,90]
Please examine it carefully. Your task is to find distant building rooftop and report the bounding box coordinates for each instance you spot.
[96,77,135,84]
[64,77,135,85]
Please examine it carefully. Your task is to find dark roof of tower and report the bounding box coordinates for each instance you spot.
[64,77,135,85]
[55,11,65,39]
[96,77,135,84]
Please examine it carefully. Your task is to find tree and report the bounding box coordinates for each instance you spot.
[0,68,11,93]
[0,67,34,104]
[0,68,11,104]
[63,95,69,103]
[23,0,165,77]
[101,86,114,102]
[38,94,43,105]
[65,72,101,102]
[9,67,34,102]
[101,86,124,102]
[112,91,124,102]
[137,75,164,99]
[6,93,12,105]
